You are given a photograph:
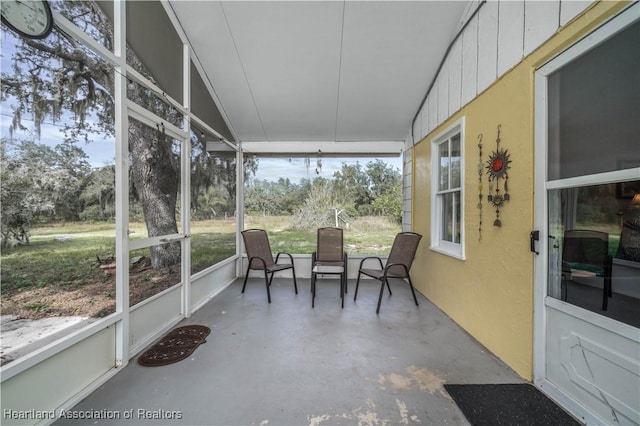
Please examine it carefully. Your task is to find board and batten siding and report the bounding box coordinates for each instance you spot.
[411,0,594,144]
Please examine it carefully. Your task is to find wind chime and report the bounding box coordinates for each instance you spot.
[486,124,511,227]
[477,133,484,240]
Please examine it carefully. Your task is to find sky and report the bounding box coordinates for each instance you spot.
[0,111,401,183]
[252,156,402,183]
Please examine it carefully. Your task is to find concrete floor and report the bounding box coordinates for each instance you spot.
[55,277,524,426]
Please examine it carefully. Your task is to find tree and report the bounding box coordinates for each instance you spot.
[366,159,401,199]
[371,182,403,224]
[79,165,116,221]
[0,139,77,246]
[0,2,229,268]
[332,162,371,210]
[290,178,355,230]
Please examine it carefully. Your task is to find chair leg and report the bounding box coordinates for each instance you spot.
[386,280,392,296]
[264,270,271,303]
[311,271,316,308]
[341,272,345,309]
[291,265,298,294]
[354,272,362,301]
[344,262,348,294]
[407,276,419,306]
[242,268,250,293]
[376,278,387,314]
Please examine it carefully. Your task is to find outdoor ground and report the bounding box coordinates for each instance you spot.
[0,215,399,365]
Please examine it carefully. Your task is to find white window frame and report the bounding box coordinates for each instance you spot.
[430,118,465,259]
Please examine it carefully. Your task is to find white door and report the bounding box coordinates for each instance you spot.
[533,5,640,425]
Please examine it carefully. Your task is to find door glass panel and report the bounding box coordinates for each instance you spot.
[547,181,640,328]
[547,22,640,180]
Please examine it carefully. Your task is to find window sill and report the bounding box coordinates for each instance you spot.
[429,245,465,261]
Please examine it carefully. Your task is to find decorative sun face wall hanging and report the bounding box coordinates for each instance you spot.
[486,124,511,227]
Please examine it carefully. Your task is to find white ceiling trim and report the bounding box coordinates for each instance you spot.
[241,140,404,156]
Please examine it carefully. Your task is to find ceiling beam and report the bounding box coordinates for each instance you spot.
[241,141,404,157]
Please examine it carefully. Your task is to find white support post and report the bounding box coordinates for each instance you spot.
[114,0,130,367]
[237,147,245,278]
[182,43,192,318]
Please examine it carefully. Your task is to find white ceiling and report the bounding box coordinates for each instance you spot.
[170,1,471,145]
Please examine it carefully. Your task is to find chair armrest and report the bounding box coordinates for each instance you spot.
[275,252,294,264]
[358,256,384,270]
[383,262,410,278]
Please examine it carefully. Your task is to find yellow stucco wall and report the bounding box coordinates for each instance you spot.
[411,1,629,381]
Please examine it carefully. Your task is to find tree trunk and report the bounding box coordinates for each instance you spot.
[128,121,180,268]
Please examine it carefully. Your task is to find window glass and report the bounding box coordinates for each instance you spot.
[451,135,461,188]
[442,192,454,242]
[547,181,640,328]
[190,127,237,274]
[438,142,449,191]
[1,24,116,365]
[431,123,464,257]
[243,156,402,255]
[547,22,640,180]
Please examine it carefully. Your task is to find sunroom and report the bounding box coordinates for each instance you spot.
[1,1,639,425]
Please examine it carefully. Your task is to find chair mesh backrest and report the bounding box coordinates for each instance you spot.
[563,230,609,271]
[316,227,344,263]
[386,232,422,276]
[242,229,275,268]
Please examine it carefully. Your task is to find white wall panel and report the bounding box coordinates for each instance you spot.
[0,327,116,425]
[191,259,236,310]
[477,0,499,93]
[420,102,429,141]
[524,1,560,56]
[497,0,525,77]
[428,80,438,133]
[403,198,412,213]
[129,286,182,355]
[412,113,421,145]
[560,0,594,26]
[461,13,479,106]
[437,70,449,125]
[404,172,412,189]
[448,38,463,117]
[403,145,412,233]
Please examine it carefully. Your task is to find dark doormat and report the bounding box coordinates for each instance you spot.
[444,383,581,426]
[138,325,210,366]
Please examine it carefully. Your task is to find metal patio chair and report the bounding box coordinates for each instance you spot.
[241,229,298,303]
[353,232,422,314]
[311,227,347,308]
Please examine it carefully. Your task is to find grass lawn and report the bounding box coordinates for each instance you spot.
[1,216,400,321]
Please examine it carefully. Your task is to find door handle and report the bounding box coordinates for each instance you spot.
[530,230,539,255]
